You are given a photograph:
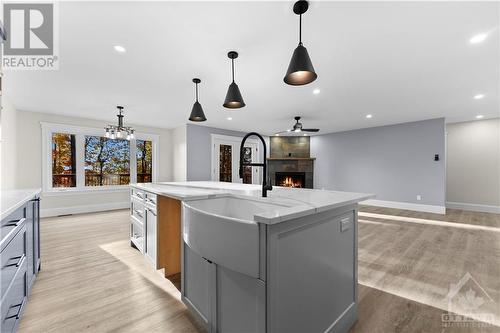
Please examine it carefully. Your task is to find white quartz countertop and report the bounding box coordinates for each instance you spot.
[1,188,41,220]
[131,181,373,224]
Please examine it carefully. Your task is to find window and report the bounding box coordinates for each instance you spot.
[85,136,130,186]
[52,133,76,187]
[136,140,152,183]
[42,122,158,194]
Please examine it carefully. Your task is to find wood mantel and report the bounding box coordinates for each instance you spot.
[267,157,316,161]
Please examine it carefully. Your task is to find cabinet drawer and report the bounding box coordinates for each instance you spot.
[131,188,145,201]
[1,226,27,298]
[131,218,144,253]
[1,259,27,333]
[1,207,26,252]
[145,193,157,207]
[131,201,145,221]
[338,213,354,233]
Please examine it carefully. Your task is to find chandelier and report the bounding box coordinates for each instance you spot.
[105,106,135,140]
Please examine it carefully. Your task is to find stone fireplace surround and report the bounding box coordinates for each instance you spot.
[267,137,314,189]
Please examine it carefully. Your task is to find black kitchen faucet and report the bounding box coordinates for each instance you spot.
[239,132,273,197]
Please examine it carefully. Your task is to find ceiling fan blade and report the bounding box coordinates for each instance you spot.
[302,128,320,132]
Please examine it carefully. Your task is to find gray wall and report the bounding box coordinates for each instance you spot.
[186,124,254,181]
[446,118,500,207]
[310,118,446,206]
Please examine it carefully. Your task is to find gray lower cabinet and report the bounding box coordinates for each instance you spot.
[216,266,265,333]
[183,206,357,333]
[266,209,356,333]
[182,244,216,330]
[25,202,34,291]
[182,243,265,333]
[24,198,40,293]
[1,196,40,333]
[32,199,41,277]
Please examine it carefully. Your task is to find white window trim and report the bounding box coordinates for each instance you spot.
[41,122,159,195]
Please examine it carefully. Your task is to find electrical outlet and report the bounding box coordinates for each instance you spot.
[416,195,422,201]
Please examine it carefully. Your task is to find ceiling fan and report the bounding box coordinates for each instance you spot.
[280,116,320,134]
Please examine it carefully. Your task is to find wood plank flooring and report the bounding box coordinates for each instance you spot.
[18,207,500,333]
[17,210,203,333]
[352,206,500,333]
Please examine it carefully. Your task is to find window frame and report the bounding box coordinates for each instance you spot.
[41,122,159,195]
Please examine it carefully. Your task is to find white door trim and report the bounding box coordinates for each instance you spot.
[210,134,260,183]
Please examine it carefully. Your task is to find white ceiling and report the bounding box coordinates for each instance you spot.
[4,1,499,135]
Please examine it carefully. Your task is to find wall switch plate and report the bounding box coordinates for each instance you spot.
[417,195,422,201]
[340,218,351,232]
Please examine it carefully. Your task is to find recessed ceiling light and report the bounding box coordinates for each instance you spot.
[286,129,291,132]
[227,117,232,120]
[476,115,484,119]
[275,133,280,136]
[303,133,308,136]
[114,45,126,53]
[366,114,373,119]
[473,94,485,100]
[470,33,488,44]
[313,88,320,95]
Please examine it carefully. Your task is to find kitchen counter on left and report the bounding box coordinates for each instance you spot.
[1,188,41,221]
[0,188,41,333]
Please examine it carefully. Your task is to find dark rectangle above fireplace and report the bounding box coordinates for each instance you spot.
[270,136,310,158]
[275,172,306,188]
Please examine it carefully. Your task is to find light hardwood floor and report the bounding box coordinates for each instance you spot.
[18,207,500,333]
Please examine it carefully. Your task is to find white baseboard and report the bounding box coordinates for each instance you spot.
[41,202,129,218]
[361,199,446,214]
[446,201,500,214]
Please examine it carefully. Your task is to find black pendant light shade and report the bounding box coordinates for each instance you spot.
[224,82,245,109]
[189,78,207,122]
[284,0,317,86]
[223,51,245,108]
[284,44,317,85]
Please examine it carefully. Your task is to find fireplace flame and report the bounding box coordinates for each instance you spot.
[280,176,303,188]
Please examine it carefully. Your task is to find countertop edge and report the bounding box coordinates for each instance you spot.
[1,188,42,221]
[131,183,374,224]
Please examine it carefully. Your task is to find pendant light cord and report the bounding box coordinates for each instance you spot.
[299,14,302,45]
[195,83,199,102]
[231,58,235,83]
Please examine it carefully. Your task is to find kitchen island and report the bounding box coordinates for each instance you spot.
[130,181,372,333]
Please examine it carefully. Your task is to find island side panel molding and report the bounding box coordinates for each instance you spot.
[266,205,357,333]
[157,196,181,277]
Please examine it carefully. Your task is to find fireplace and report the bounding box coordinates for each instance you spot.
[275,172,306,188]
[268,136,315,189]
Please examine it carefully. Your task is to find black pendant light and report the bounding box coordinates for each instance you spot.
[189,78,207,122]
[284,0,317,86]
[223,51,246,109]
